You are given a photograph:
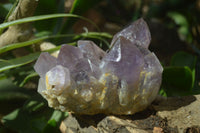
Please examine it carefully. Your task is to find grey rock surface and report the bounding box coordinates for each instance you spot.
[60,95,200,133]
[154,95,200,133]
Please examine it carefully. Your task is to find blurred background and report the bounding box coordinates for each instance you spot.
[0,0,200,132]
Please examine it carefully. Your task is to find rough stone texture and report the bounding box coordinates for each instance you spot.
[40,42,59,57]
[59,111,177,133]
[60,95,200,133]
[34,18,163,115]
[154,95,200,133]
[60,113,150,133]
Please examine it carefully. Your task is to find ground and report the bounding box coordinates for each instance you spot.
[60,95,200,133]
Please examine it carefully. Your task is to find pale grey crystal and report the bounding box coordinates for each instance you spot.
[38,78,46,94]
[101,36,144,86]
[34,18,163,115]
[71,58,101,80]
[57,44,83,69]
[78,40,106,65]
[34,52,56,78]
[45,65,71,94]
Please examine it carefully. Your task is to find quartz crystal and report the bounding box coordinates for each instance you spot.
[34,18,163,115]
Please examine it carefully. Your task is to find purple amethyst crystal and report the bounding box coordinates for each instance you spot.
[34,18,163,115]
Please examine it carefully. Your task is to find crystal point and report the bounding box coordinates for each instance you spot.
[111,18,151,48]
[57,44,83,69]
[102,37,144,85]
[78,40,106,65]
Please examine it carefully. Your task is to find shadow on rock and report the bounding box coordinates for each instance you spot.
[152,95,196,111]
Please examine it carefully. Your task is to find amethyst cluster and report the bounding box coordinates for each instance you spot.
[34,18,163,115]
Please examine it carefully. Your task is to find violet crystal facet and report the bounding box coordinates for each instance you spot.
[34,18,163,115]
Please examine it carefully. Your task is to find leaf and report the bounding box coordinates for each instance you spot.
[0,52,40,73]
[0,34,76,54]
[170,51,197,69]
[35,31,52,37]
[49,110,68,122]
[167,11,189,36]
[19,72,38,87]
[170,51,196,90]
[4,0,19,22]
[0,42,75,73]
[192,57,200,94]
[0,78,33,102]
[161,66,194,96]
[43,111,68,133]
[0,0,18,34]
[159,88,167,97]
[74,32,112,48]
[161,52,198,97]
[43,119,60,133]
[168,12,188,26]
[2,94,68,133]
[74,32,112,39]
[2,108,47,133]
[0,31,109,55]
[23,99,45,113]
[0,36,49,54]
[0,13,97,31]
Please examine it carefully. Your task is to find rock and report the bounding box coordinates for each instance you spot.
[60,113,149,133]
[153,127,164,133]
[59,111,177,133]
[60,95,200,133]
[153,95,200,133]
[40,42,59,57]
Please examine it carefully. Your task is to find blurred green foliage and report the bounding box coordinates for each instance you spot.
[2,94,68,133]
[0,0,200,132]
[161,51,199,96]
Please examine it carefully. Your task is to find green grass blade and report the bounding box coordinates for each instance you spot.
[0,32,111,54]
[0,13,98,31]
[0,43,75,73]
[19,72,38,87]
[0,36,49,54]
[0,1,19,35]
[79,32,112,39]
[0,52,40,73]
[4,0,19,23]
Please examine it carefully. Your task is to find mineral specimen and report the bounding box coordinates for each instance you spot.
[34,18,163,115]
